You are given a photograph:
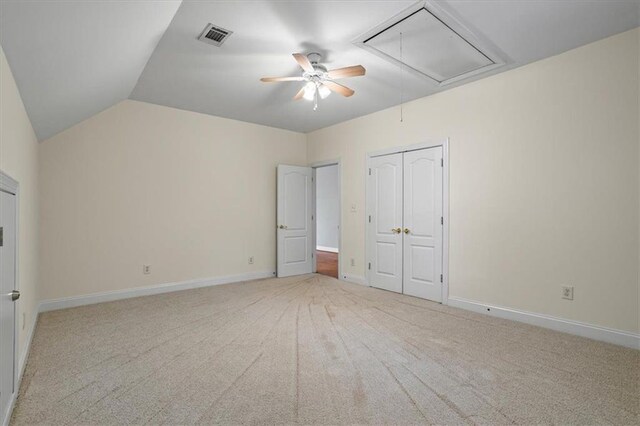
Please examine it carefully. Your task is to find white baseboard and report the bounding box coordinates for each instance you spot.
[448,296,639,350]
[18,311,38,381]
[39,270,276,313]
[316,246,339,253]
[341,274,367,286]
[4,310,39,426]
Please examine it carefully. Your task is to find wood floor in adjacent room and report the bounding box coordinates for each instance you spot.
[316,250,338,279]
[12,275,639,425]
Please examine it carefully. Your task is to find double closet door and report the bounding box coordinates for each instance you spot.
[366,146,443,302]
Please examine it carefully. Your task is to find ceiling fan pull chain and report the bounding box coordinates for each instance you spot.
[314,86,318,111]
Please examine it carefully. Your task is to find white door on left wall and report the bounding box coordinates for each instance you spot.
[277,165,313,277]
[0,190,17,425]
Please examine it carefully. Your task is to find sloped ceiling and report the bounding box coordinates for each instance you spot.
[1,0,638,141]
[0,0,182,141]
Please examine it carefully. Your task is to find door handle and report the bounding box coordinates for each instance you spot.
[278,225,288,229]
[404,228,410,234]
[10,290,20,301]
[391,227,401,234]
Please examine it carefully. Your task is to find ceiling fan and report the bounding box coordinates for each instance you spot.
[260,52,366,110]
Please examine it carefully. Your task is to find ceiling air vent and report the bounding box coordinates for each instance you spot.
[198,23,233,47]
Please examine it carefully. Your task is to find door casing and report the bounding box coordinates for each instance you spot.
[365,139,450,304]
[0,170,19,426]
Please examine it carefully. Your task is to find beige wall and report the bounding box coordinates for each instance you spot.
[308,29,640,333]
[0,45,40,364]
[40,100,306,300]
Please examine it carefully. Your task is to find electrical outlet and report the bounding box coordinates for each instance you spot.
[350,204,357,213]
[248,256,254,264]
[143,265,151,275]
[350,258,355,267]
[562,286,574,300]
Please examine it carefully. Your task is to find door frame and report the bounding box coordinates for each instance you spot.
[0,170,19,426]
[365,139,450,305]
[310,159,342,281]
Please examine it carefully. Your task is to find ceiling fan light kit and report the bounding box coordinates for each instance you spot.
[260,52,365,110]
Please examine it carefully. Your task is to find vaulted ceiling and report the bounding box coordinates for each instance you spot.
[1,0,638,141]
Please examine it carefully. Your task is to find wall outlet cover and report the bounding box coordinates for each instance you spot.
[143,265,151,275]
[562,286,574,300]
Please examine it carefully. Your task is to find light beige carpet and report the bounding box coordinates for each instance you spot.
[11,274,640,425]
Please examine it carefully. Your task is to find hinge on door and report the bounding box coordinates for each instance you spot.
[0,226,3,247]
[312,252,314,258]
[441,158,443,167]
[368,262,371,270]
[312,215,314,221]
[369,168,371,175]
[441,216,443,225]
[440,274,443,283]
[368,215,371,223]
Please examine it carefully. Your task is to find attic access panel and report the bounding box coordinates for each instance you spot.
[357,2,503,85]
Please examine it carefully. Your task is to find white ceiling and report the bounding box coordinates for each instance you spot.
[0,0,182,141]
[1,1,638,140]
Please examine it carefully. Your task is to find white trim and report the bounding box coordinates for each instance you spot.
[3,309,39,426]
[0,172,18,195]
[39,270,276,312]
[310,159,341,168]
[316,246,338,253]
[365,139,450,304]
[341,274,367,286]
[0,170,19,426]
[352,0,506,87]
[448,296,640,350]
[441,139,450,305]
[17,311,37,386]
[368,139,447,159]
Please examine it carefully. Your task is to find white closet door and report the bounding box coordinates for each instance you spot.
[403,147,443,301]
[277,165,313,277]
[367,153,403,293]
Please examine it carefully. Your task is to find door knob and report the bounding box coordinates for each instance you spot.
[404,228,410,234]
[391,227,401,234]
[10,290,20,301]
[278,225,288,229]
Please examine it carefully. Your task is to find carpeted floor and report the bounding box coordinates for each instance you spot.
[11,274,640,425]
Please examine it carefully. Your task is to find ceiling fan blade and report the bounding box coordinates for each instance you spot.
[293,53,314,73]
[323,81,355,97]
[293,86,305,100]
[327,65,366,79]
[260,76,305,82]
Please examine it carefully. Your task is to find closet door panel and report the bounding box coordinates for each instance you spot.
[367,153,403,293]
[403,147,443,301]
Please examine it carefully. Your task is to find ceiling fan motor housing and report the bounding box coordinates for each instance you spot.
[307,52,327,74]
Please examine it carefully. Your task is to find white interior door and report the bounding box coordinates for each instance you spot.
[1,190,17,424]
[403,147,443,301]
[277,165,313,277]
[367,153,403,293]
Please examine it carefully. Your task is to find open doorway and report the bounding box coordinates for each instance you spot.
[313,163,340,279]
